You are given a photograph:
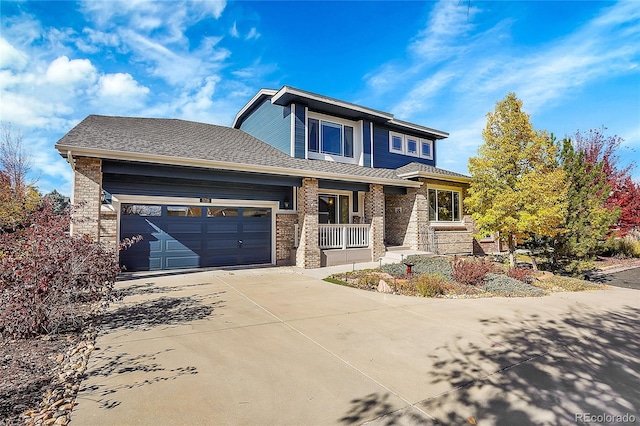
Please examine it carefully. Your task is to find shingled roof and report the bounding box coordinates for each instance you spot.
[56,115,465,186]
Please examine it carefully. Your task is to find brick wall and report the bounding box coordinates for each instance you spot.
[384,178,475,254]
[296,178,321,268]
[365,183,386,261]
[73,157,102,240]
[99,210,118,252]
[276,213,298,264]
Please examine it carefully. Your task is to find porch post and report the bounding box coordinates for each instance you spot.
[365,183,385,261]
[296,178,321,268]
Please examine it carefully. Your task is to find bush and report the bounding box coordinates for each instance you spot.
[414,274,451,297]
[601,236,640,258]
[506,267,534,284]
[381,255,453,278]
[483,273,544,297]
[0,203,120,338]
[452,256,495,286]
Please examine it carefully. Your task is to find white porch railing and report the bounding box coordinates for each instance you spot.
[318,224,370,249]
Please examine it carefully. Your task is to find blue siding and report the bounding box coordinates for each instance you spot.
[239,98,291,155]
[294,104,306,158]
[372,124,437,169]
[363,120,372,167]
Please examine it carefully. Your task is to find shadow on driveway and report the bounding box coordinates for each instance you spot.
[349,304,640,425]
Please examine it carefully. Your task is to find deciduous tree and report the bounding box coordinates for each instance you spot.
[466,93,567,266]
[574,128,638,236]
[0,123,40,231]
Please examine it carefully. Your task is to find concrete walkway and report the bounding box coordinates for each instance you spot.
[71,266,640,425]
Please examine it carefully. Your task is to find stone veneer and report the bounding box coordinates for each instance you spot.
[73,157,102,240]
[296,178,321,268]
[276,213,298,265]
[364,183,386,261]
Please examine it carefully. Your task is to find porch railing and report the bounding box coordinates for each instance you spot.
[318,224,370,250]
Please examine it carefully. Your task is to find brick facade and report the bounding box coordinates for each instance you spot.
[365,183,386,261]
[384,178,473,254]
[296,178,321,268]
[276,213,298,265]
[99,210,118,252]
[73,157,102,240]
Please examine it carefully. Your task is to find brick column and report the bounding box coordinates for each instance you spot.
[73,157,102,240]
[365,183,385,261]
[296,178,321,268]
[276,213,298,265]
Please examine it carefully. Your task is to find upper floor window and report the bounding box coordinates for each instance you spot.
[308,118,354,158]
[389,132,433,160]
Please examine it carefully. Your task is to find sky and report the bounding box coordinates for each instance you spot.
[1,0,639,197]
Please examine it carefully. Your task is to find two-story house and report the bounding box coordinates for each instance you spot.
[55,86,475,271]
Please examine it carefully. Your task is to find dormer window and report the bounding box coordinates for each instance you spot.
[308,116,354,158]
[389,132,433,160]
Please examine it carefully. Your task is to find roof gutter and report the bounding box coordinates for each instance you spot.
[56,145,423,188]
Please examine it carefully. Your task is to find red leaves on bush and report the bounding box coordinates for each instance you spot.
[452,256,496,286]
[506,267,534,284]
[0,202,120,338]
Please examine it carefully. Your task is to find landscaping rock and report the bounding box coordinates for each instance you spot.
[377,279,393,293]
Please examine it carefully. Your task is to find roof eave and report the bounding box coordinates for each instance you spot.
[232,88,278,128]
[271,86,394,121]
[388,119,449,139]
[396,171,471,183]
[57,144,422,188]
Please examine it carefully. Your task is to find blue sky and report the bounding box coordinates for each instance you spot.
[1,0,639,196]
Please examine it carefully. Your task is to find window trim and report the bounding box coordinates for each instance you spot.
[427,187,463,223]
[389,131,404,154]
[307,112,359,163]
[388,132,434,160]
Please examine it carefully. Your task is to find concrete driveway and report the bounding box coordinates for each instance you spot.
[71,267,640,425]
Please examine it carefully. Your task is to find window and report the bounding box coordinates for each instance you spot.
[167,206,202,217]
[207,207,238,217]
[421,140,433,159]
[428,189,461,222]
[390,134,403,153]
[242,208,271,218]
[121,204,161,216]
[319,194,350,224]
[308,118,354,158]
[389,133,433,159]
[407,138,418,156]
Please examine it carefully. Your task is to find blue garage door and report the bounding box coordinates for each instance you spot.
[119,204,272,271]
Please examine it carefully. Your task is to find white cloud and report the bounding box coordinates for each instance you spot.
[230,21,239,38]
[246,27,260,40]
[97,72,149,99]
[0,37,28,70]
[45,56,97,86]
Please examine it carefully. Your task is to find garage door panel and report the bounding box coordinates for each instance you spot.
[165,256,200,269]
[166,222,202,233]
[165,239,202,252]
[206,222,240,233]
[120,204,271,271]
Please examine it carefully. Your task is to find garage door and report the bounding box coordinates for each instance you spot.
[119,204,272,271]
